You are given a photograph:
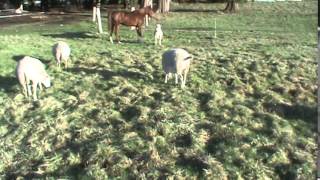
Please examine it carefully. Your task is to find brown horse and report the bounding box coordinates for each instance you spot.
[108,6,158,43]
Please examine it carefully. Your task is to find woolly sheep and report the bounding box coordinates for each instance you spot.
[162,48,192,88]
[16,56,51,101]
[52,41,71,68]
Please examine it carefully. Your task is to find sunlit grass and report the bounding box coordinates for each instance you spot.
[0,1,317,179]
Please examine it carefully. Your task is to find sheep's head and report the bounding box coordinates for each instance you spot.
[42,75,51,88]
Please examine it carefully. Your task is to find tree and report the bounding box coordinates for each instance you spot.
[158,0,170,13]
[143,0,152,26]
[223,0,238,13]
[41,0,49,11]
[93,0,103,33]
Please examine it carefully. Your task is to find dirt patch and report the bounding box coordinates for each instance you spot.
[0,5,127,28]
[0,11,91,27]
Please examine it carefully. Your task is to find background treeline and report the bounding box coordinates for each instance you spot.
[0,0,226,11]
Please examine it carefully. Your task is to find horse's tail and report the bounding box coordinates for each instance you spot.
[108,11,113,33]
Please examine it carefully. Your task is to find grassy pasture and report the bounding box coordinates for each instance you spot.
[0,1,317,179]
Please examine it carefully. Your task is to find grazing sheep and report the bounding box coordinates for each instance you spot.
[154,24,163,46]
[16,56,51,101]
[52,41,71,68]
[162,48,192,88]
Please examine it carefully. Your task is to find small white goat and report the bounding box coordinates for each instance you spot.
[52,41,71,68]
[162,48,192,88]
[154,24,163,46]
[16,56,51,101]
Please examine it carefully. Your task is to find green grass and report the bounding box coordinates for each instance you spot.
[0,2,317,179]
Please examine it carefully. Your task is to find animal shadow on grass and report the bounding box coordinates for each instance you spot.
[12,55,51,64]
[68,66,152,82]
[42,31,96,39]
[176,153,209,176]
[197,92,213,117]
[172,9,219,13]
[120,106,141,121]
[4,130,105,178]
[12,55,25,62]
[118,39,141,44]
[263,102,317,125]
[0,75,17,93]
[175,133,193,147]
[170,27,214,32]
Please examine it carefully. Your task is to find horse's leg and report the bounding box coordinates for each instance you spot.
[115,24,121,43]
[109,23,114,44]
[136,26,143,43]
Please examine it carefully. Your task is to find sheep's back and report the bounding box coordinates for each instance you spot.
[16,56,47,83]
[162,50,178,73]
[53,42,70,61]
[162,48,191,74]
[174,49,191,73]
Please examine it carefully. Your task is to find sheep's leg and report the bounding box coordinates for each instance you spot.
[179,74,185,88]
[32,82,38,101]
[25,77,32,97]
[183,68,189,87]
[175,74,178,84]
[39,83,43,91]
[155,38,157,45]
[159,38,162,46]
[65,60,68,68]
[165,74,168,83]
[22,83,28,97]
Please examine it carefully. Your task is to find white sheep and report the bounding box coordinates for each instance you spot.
[154,24,163,46]
[162,48,192,88]
[16,56,51,101]
[52,41,71,68]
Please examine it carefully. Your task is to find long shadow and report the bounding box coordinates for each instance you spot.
[12,55,51,64]
[169,27,215,32]
[118,39,140,44]
[68,66,151,82]
[250,112,276,137]
[120,106,141,121]
[197,92,214,119]
[0,75,17,93]
[172,9,219,13]
[68,67,115,80]
[176,153,209,177]
[42,31,96,39]
[175,133,193,147]
[262,102,317,124]
[12,55,25,62]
